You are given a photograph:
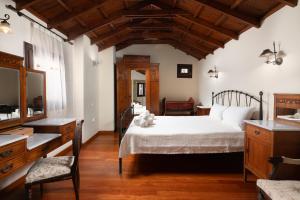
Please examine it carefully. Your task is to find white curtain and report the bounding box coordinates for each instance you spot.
[30,23,66,113]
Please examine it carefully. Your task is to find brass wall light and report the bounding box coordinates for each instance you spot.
[0,14,12,34]
[259,41,285,65]
[208,66,218,78]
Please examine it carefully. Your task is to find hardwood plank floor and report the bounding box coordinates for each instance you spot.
[4,132,257,200]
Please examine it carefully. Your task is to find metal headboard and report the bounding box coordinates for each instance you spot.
[212,90,263,120]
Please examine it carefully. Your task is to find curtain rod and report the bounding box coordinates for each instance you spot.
[5,5,73,45]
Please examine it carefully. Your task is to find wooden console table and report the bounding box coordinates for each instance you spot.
[0,118,76,189]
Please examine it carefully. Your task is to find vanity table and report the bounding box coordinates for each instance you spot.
[0,51,76,189]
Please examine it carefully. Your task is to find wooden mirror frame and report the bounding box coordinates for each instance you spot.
[24,68,47,122]
[0,51,25,129]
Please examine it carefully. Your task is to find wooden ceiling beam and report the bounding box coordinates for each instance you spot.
[276,0,298,7]
[193,0,261,28]
[150,1,239,40]
[56,0,72,12]
[129,23,174,31]
[68,1,154,40]
[231,0,244,9]
[16,0,43,10]
[172,24,224,48]
[124,9,190,18]
[178,15,238,40]
[116,38,203,60]
[91,25,130,44]
[48,0,108,29]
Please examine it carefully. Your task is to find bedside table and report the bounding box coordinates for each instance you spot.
[244,120,300,182]
[196,106,211,116]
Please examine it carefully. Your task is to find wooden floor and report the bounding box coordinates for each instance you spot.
[4,132,257,200]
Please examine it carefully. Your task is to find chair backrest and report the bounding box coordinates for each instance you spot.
[72,120,84,170]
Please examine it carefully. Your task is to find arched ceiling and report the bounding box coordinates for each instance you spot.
[14,0,298,60]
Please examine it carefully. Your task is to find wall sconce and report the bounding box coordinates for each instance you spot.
[259,41,285,65]
[0,14,12,34]
[208,66,218,78]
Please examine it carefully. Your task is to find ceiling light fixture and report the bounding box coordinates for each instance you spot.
[0,14,12,34]
[259,41,285,65]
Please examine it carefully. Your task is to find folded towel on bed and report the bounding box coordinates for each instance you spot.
[134,110,155,127]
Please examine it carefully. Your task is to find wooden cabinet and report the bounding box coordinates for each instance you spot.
[0,139,26,179]
[244,121,300,181]
[196,106,211,116]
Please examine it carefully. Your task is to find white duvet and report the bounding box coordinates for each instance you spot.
[119,116,244,158]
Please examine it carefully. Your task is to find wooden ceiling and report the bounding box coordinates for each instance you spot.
[13,0,298,60]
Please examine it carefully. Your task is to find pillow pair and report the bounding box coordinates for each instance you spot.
[209,104,254,130]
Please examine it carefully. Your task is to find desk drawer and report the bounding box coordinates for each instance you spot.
[0,140,26,164]
[27,139,60,162]
[0,153,26,179]
[246,124,272,143]
[60,123,75,135]
[60,123,75,143]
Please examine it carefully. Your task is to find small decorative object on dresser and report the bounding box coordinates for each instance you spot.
[244,120,300,182]
[196,106,211,116]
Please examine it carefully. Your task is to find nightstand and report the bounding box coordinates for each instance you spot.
[244,120,300,182]
[196,106,211,116]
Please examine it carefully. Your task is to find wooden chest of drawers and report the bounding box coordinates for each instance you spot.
[244,121,300,181]
[0,139,26,179]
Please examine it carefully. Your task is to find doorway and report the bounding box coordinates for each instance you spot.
[130,70,147,115]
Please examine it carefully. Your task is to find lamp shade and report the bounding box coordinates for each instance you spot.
[277,50,286,58]
[208,69,214,77]
[259,49,273,58]
[0,20,11,34]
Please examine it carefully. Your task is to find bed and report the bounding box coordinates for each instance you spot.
[118,90,264,174]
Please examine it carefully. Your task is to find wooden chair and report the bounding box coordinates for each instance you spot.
[257,156,300,200]
[25,120,84,200]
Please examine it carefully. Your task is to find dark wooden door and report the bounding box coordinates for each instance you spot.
[116,59,130,130]
[150,63,160,115]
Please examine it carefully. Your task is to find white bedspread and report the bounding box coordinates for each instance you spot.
[119,116,244,158]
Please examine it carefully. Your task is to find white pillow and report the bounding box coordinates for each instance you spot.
[209,104,228,120]
[222,106,255,130]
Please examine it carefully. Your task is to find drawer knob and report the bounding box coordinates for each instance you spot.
[0,150,13,158]
[0,163,13,174]
[254,130,260,135]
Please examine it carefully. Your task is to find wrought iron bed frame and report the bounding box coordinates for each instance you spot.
[118,90,263,174]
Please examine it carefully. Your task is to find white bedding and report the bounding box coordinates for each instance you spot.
[119,116,244,158]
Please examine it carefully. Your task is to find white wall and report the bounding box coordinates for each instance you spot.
[0,0,109,188]
[117,44,200,102]
[83,36,100,142]
[198,5,300,119]
[99,47,115,131]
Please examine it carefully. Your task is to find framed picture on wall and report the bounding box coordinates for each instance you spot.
[177,64,192,78]
[137,83,145,97]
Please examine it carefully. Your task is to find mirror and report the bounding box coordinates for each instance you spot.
[131,70,146,115]
[26,70,46,118]
[0,67,21,121]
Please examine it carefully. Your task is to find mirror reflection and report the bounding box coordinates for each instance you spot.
[0,67,20,121]
[131,70,146,115]
[26,71,44,117]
